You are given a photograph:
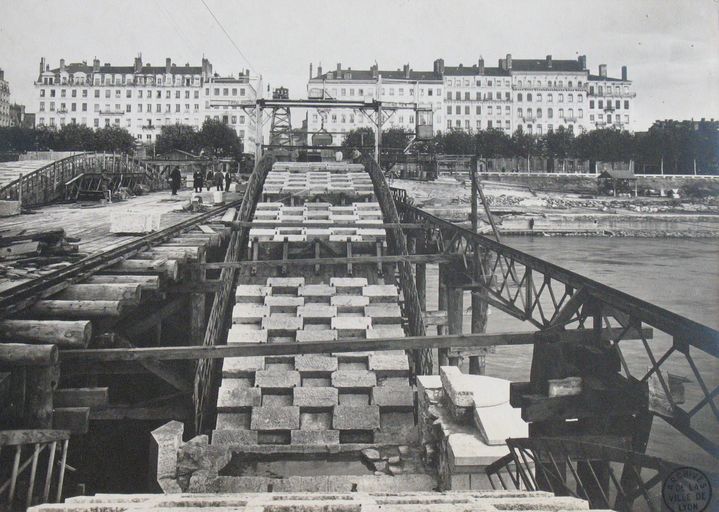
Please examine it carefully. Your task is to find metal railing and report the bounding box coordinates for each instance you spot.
[391,189,719,462]
[0,430,70,510]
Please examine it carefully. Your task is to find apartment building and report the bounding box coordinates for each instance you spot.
[306,54,635,144]
[33,56,257,152]
[0,69,10,127]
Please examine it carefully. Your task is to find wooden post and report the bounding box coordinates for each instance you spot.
[416,262,426,312]
[469,157,488,374]
[446,285,463,367]
[25,364,58,429]
[190,253,207,346]
[438,263,449,366]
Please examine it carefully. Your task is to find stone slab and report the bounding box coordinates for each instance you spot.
[266,277,305,288]
[235,285,269,303]
[226,327,268,344]
[440,366,474,408]
[417,375,444,405]
[261,316,303,333]
[368,353,410,374]
[474,402,528,446]
[365,304,402,322]
[293,387,338,407]
[330,277,368,290]
[295,329,338,343]
[232,304,269,323]
[331,295,370,310]
[217,381,262,409]
[362,284,398,302]
[371,386,415,408]
[447,432,510,468]
[211,429,258,446]
[254,370,301,389]
[331,316,371,332]
[333,405,380,430]
[223,356,265,376]
[365,325,406,339]
[264,296,304,308]
[331,370,377,389]
[297,304,337,319]
[215,412,251,430]
[298,284,336,299]
[294,354,338,373]
[290,430,340,446]
[250,406,300,431]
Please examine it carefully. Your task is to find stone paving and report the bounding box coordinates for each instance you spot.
[213,162,415,447]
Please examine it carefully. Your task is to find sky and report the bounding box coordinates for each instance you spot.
[0,0,717,130]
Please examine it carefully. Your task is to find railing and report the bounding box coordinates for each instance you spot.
[0,430,70,510]
[391,190,719,462]
[486,437,696,511]
[0,153,165,207]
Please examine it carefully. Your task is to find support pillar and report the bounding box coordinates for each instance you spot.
[437,263,449,367]
[416,263,426,312]
[446,285,463,367]
[190,254,207,346]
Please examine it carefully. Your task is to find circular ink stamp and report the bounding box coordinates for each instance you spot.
[662,466,712,512]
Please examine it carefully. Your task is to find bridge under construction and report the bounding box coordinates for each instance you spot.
[0,151,716,511]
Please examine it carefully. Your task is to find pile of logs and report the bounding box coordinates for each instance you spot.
[0,229,83,280]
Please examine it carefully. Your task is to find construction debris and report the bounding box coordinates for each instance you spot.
[0,228,82,280]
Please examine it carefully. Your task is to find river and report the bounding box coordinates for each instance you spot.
[426,237,719,471]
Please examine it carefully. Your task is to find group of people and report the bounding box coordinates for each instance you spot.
[171,168,235,193]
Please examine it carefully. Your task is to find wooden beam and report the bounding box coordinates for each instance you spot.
[115,336,193,393]
[54,387,109,408]
[28,300,125,319]
[165,281,224,294]
[0,320,92,348]
[89,403,191,421]
[61,327,653,363]
[122,298,185,338]
[200,253,456,269]
[55,284,142,302]
[0,429,70,446]
[85,275,161,290]
[0,344,58,367]
[52,407,89,434]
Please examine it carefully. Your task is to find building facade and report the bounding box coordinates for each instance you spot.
[0,69,11,127]
[306,54,635,144]
[33,56,257,152]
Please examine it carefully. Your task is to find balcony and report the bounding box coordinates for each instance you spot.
[99,110,125,115]
[562,116,578,123]
[521,115,537,122]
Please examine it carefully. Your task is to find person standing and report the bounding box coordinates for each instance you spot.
[214,168,224,191]
[170,166,182,196]
[206,169,213,191]
[224,170,232,191]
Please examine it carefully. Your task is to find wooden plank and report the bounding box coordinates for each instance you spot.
[52,407,90,434]
[89,403,191,421]
[122,298,185,338]
[85,275,161,290]
[28,300,125,319]
[0,343,58,367]
[55,283,141,302]
[423,310,447,327]
[0,320,92,348]
[60,327,654,363]
[198,225,216,234]
[0,429,70,447]
[54,387,109,408]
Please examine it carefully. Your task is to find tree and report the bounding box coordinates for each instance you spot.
[155,124,201,155]
[55,124,95,151]
[199,119,243,159]
[543,126,575,159]
[475,129,513,158]
[93,126,135,153]
[437,130,475,154]
[341,127,375,157]
[510,127,538,157]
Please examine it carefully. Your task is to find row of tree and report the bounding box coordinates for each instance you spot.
[0,119,244,160]
[342,120,719,174]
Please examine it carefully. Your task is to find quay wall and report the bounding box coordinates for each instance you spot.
[476,172,719,195]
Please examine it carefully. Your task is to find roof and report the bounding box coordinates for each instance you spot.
[444,66,509,77]
[313,69,441,82]
[48,62,203,75]
[588,74,628,83]
[509,59,585,72]
[598,169,636,179]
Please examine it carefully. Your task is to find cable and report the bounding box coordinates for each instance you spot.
[198,0,256,74]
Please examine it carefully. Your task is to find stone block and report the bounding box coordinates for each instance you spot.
[304,228,331,240]
[266,277,305,289]
[300,411,332,431]
[331,295,369,311]
[357,229,386,241]
[249,228,275,241]
[295,329,338,343]
[368,353,410,376]
[365,325,406,339]
[250,406,300,431]
[330,277,368,294]
[231,304,268,324]
[0,200,20,218]
[365,304,402,323]
[331,370,377,389]
[254,370,301,389]
[261,316,303,334]
[293,387,338,407]
[223,356,265,377]
[417,375,444,405]
[362,284,398,303]
[215,412,251,430]
[110,211,162,234]
[265,296,304,313]
[297,304,336,320]
[217,381,262,410]
[298,284,336,300]
[473,403,528,446]
[211,429,258,446]
[331,316,371,337]
[294,354,338,373]
[290,430,340,446]
[371,386,414,408]
[447,432,510,469]
[440,366,474,408]
[339,392,370,406]
[235,285,268,303]
[333,405,380,430]
[226,327,268,344]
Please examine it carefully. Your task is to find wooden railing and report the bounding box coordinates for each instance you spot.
[0,429,70,510]
[391,188,719,463]
[0,153,164,207]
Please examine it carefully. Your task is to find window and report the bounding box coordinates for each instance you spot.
[464,106,470,115]
[517,107,523,117]
[598,86,603,95]
[455,91,460,100]
[71,103,76,112]
[578,94,583,102]
[138,104,143,113]
[598,100,603,109]
[465,119,470,129]
[624,100,629,109]
[559,108,564,118]
[537,108,542,118]
[61,90,66,97]
[93,118,99,127]
[93,104,99,112]
[590,100,595,108]
[578,109,584,118]
[537,93,542,102]
[195,91,200,99]
[476,120,481,129]
[39,102,45,111]
[40,89,46,97]
[447,120,452,129]
[447,91,452,100]
[476,106,481,115]
[624,114,629,123]
[589,86,595,94]
[446,106,452,115]
[590,114,595,121]
[548,108,553,119]
[615,100,621,109]
[464,91,470,100]
[71,89,76,98]
[558,93,564,102]
[527,93,532,101]
[50,90,56,97]
[548,93,553,103]
[568,94,573,103]
[105,90,111,98]
[455,105,461,114]
[214,88,219,95]
[517,93,523,102]
[398,88,404,96]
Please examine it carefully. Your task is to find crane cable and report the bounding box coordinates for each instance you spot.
[198,0,257,75]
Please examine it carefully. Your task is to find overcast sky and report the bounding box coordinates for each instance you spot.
[1,0,717,130]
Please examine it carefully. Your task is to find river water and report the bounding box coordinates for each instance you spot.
[426,237,719,471]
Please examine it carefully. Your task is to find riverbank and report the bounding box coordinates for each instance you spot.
[392,177,719,237]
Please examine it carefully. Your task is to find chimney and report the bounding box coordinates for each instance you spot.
[621,65,628,81]
[165,58,171,74]
[599,64,607,78]
[478,57,484,75]
[134,54,142,73]
[92,58,100,73]
[433,58,445,76]
[60,59,66,72]
[0,69,3,81]
[317,63,323,77]
[336,62,341,72]
[499,58,505,70]
[39,57,46,76]
[546,55,552,69]
[371,64,378,79]
[506,53,512,70]
[578,55,587,70]
[403,63,410,79]
[309,63,313,80]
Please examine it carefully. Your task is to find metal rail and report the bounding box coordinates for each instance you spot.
[0,199,242,318]
[392,187,719,460]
